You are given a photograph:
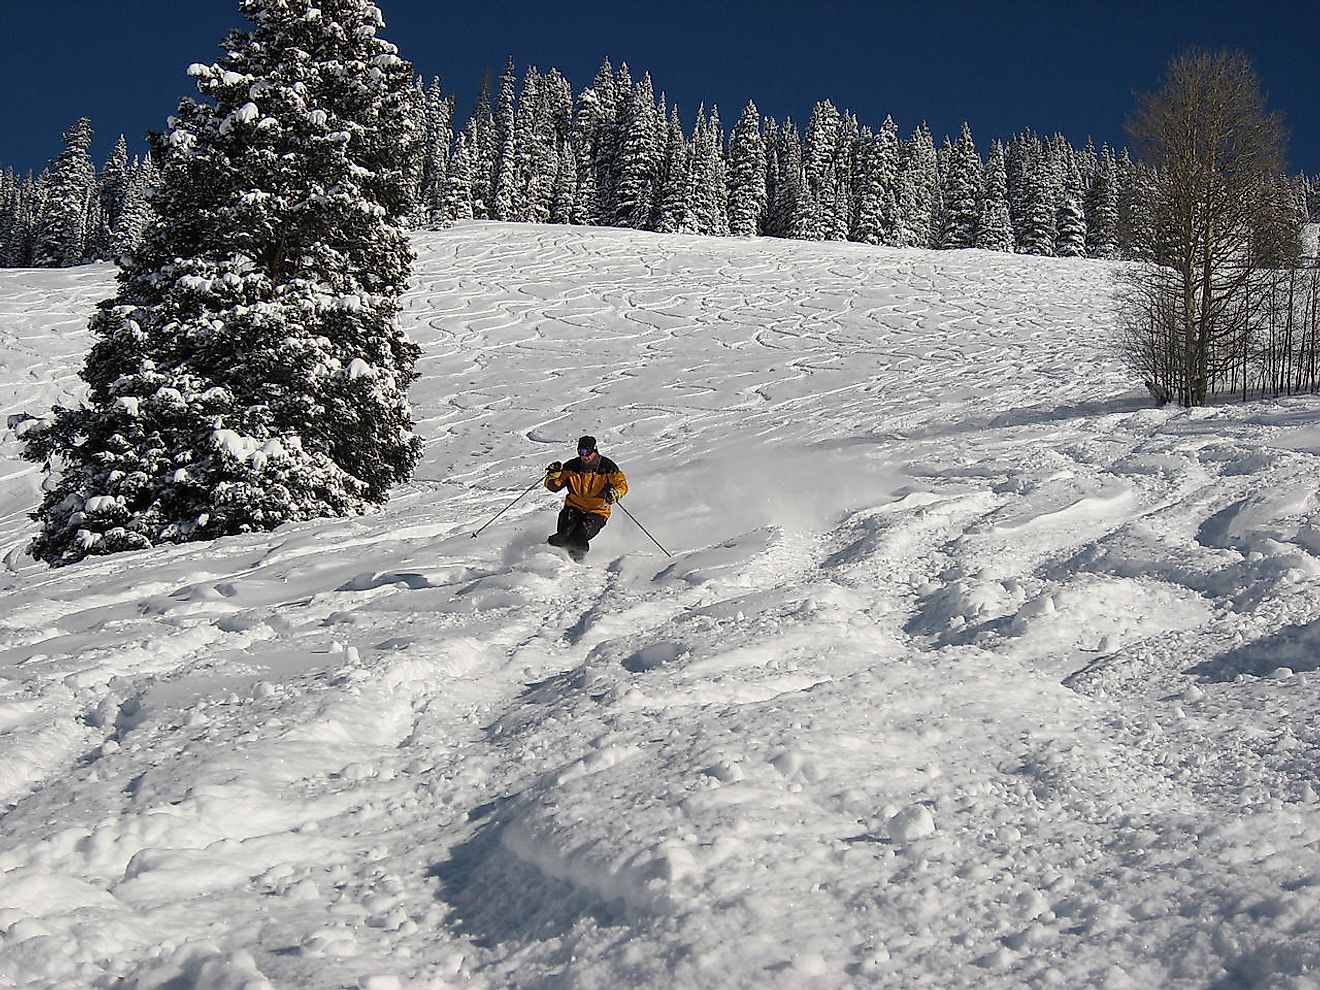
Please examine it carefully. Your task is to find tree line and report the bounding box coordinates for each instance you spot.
[8,55,1317,271]
[1,121,158,267]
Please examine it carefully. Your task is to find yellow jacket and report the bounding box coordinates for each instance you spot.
[546,454,628,518]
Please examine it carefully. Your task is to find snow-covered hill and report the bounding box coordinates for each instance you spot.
[1,223,1318,989]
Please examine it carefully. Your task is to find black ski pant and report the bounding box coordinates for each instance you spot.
[553,506,607,552]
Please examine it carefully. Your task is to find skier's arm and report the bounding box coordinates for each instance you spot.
[608,469,628,501]
[545,461,566,491]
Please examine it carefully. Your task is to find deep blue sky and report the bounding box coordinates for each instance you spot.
[3,1,1317,176]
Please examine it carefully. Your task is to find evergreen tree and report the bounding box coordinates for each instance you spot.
[762,117,784,236]
[33,118,96,266]
[975,140,1014,252]
[510,65,544,222]
[592,61,635,221]
[469,74,495,219]
[530,70,575,223]
[0,170,19,264]
[800,100,841,240]
[850,127,882,244]
[896,124,939,248]
[761,117,780,229]
[653,106,691,234]
[726,101,767,237]
[766,119,808,240]
[611,71,661,228]
[1085,144,1121,258]
[571,59,618,226]
[93,136,132,260]
[418,76,453,226]
[549,138,578,224]
[22,0,424,566]
[442,127,476,222]
[1054,157,1088,257]
[5,173,42,266]
[1116,149,1158,261]
[1077,138,1100,193]
[939,122,981,249]
[109,155,157,260]
[687,106,728,237]
[490,57,519,222]
[1006,132,1033,248]
[824,112,859,241]
[1010,132,1057,255]
[873,116,902,245]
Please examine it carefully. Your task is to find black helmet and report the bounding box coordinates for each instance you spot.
[577,435,597,452]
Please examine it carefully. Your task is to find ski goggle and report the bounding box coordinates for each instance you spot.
[579,447,597,457]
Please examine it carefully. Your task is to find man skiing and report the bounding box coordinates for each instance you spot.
[545,435,628,561]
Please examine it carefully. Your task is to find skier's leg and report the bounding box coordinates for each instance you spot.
[549,506,583,546]
[570,513,607,556]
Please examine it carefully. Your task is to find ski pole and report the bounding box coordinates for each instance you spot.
[470,471,548,539]
[614,499,672,557]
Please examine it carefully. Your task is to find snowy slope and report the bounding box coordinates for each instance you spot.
[1,223,1319,990]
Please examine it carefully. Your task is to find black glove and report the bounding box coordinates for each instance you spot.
[602,485,617,503]
[546,461,562,474]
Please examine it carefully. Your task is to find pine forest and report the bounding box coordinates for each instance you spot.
[6,57,1317,270]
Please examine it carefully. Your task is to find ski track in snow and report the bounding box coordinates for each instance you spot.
[1,222,1319,988]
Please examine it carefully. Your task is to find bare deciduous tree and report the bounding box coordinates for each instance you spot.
[1116,48,1307,406]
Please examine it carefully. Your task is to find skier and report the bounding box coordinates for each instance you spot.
[545,435,628,561]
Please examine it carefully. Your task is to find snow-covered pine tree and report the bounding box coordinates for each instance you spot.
[1078,138,1100,196]
[33,118,96,267]
[1288,172,1312,229]
[4,172,41,266]
[110,155,157,259]
[442,126,476,222]
[1116,149,1158,262]
[873,116,902,245]
[510,66,544,222]
[418,76,453,226]
[530,70,575,223]
[765,119,807,240]
[687,106,728,237]
[975,139,1014,252]
[469,75,495,219]
[592,61,635,223]
[824,112,859,241]
[727,101,767,237]
[761,117,780,228]
[490,57,519,222]
[571,139,600,227]
[1054,156,1088,257]
[1009,132,1057,255]
[1085,144,1120,259]
[800,101,841,241]
[653,106,691,234]
[0,170,19,265]
[849,127,880,244]
[896,124,940,248]
[611,72,661,229]
[1006,131,1033,248]
[549,138,578,224]
[22,0,424,566]
[571,58,618,226]
[939,122,981,249]
[93,136,131,260]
